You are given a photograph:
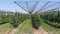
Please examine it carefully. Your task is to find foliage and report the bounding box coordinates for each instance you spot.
[40,11,60,28]
[31,13,41,30]
[40,11,60,22]
[0,12,29,28]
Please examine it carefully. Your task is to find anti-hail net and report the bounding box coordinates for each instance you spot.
[14,1,60,14]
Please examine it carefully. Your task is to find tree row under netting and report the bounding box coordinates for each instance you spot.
[0,11,60,29]
[0,12,41,29]
[31,13,41,30]
[0,1,60,30]
[40,11,60,28]
[14,1,60,29]
[0,12,30,28]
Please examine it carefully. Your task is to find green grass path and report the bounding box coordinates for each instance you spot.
[0,23,13,34]
[15,19,33,34]
[41,19,60,34]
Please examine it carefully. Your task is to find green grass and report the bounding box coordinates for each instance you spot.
[15,19,33,34]
[0,23,13,34]
[41,20,60,34]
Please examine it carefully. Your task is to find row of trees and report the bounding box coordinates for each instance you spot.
[0,12,41,29]
[0,12,29,28]
[1,11,60,29]
[40,11,60,28]
[31,13,41,30]
[40,11,60,22]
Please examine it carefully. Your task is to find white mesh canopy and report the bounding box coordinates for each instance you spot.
[14,1,60,14]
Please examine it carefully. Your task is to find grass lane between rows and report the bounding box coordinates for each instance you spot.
[41,19,60,34]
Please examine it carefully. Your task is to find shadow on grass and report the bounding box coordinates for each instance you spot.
[0,22,7,25]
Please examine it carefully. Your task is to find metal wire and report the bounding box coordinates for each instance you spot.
[14,1,29,13]
[25,1,29,11]
[30,1,39,14]
[41,3,59,11]
[44,7,59,12]
[38,2,49,12]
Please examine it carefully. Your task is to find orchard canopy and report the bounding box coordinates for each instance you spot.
[14,0,60,14]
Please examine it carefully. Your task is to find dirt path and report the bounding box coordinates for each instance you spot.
[6,19,27,34]
[3,29,11,34]
[33,27,48,34]
[8,28,17,34]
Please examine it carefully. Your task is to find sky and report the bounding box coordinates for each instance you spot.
[0,0,14,12]
[0,0,60,13]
